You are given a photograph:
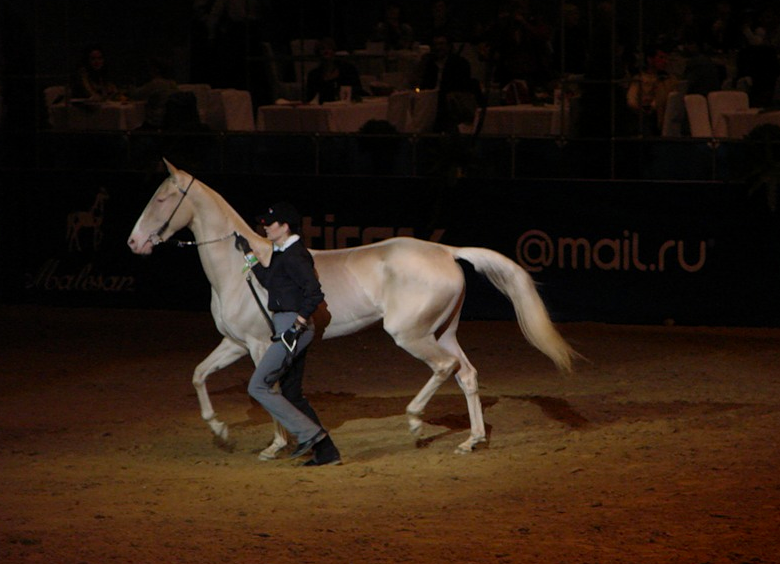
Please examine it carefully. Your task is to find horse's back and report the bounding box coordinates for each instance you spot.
[313,238,464,338]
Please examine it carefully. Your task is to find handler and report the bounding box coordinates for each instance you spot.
[236,202,342,466]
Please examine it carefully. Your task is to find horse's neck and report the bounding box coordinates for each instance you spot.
[189,182,272,292]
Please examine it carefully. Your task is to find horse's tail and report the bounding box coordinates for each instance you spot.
[452,246,577,373]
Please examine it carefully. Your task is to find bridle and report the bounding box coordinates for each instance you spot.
[147,171,274,333]
[148,173,237,248]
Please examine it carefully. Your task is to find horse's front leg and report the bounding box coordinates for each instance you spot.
[257,415,288,461]
[193,337,248,443]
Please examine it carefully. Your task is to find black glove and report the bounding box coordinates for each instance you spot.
[278,323,306,353]
[234,233,252,254]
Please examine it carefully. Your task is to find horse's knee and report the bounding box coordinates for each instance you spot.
[436,356,460,380]
[455,369,479,394]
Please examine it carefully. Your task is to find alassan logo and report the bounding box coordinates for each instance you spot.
[25,185,136,296]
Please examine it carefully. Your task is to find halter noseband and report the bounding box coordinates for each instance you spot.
[148,173,238,248]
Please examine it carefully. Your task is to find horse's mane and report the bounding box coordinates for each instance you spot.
[194,178,253,231]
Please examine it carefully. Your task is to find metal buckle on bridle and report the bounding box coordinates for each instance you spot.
[148,174,195,247]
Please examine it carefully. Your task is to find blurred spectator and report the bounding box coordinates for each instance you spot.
[128,57,179,130]
[485,0,553,92]
[626,45,680,136]
[161,90,215,170]
[681,32,721,97]
[191,0,260,88]
[418,0,463,46]
[551,2,587,75]
[734,43,780,107]
[372,2,415,51]
[704,1,743,53]
[741,5,780,48]
[655,2,698,50]
[305,38,366,104]
[71,44,118,100]
[579,0,634,138]
[411,32,481,132]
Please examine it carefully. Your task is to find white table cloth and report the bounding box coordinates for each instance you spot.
[49,101,146,130]
[206,89,255,131]
[476,104,571,136]
[722,109,780,139]
[256,98,390,133]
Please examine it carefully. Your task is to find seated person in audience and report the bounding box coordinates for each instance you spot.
[734,42,780,107]
[305,38,366,104]
[128,57,179,130]
[704,0,743,53]
[371,2,415,51]
[626,45,679,135]
[681,33,721,97]
[418,0,463,45]
[71,43,118,101]
[485,0,554,92]
[410,33,481,132]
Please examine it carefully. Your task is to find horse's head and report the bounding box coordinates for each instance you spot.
[128,159,196,255]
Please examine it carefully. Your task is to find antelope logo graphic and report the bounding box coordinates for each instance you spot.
[66,187,109,252]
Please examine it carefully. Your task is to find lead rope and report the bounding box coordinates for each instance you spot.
[244,270,275,337]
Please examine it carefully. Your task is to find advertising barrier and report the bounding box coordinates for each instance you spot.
[2,170,779,326]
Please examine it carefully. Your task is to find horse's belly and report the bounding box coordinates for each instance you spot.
[316,254,383,339]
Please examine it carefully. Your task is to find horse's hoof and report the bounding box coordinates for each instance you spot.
[407,412,423,436]
[455,436,486,454]
[207,419,229,441]
[258,443,285,461]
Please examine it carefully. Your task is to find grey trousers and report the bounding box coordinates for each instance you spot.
[247,312,322,444]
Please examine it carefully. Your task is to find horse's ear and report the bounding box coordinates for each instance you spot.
[162,158,178,176]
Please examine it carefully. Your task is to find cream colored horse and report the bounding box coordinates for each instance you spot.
[127,160,576,458]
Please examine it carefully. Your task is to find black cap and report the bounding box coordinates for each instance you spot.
[257,201,301,232]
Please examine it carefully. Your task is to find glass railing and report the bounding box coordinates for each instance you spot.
[2,128,775,183]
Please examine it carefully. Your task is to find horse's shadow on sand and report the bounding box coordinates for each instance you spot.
[209,383,592,454]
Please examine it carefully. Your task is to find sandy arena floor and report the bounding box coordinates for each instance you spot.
[1,305,779,564]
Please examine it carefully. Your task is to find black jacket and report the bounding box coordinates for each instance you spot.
[250,240,324,320]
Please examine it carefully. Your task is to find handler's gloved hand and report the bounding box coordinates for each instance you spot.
[235,234,258,273]
[279,323,306,354]
[234,233,252,254]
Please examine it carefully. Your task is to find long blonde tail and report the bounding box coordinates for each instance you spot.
[453,247,576,372]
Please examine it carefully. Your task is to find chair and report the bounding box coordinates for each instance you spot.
[206,89,255,131]
[707,90,749,138]
[661,91,686,137]
[364,41,385,55]
[261,42,304,101]
[684,94,712,138]
[502,80,530,105]
[43,85,67,126]
[289,38,319,91]
[380,71,407,90]
[386,90,412,132]
[44,85,66,107]
[407,89,438,133]
[177,84,211,124]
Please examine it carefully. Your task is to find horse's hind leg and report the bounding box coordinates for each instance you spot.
[437,327,487,453]
[398,328,487,453]
[390,330,462,441]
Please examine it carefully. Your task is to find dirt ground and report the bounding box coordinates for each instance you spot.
[1,304,779,564]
